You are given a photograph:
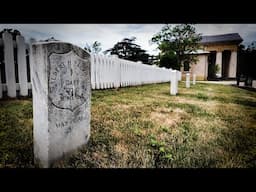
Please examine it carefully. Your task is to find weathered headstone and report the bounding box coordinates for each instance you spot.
[175,70,179,93]
[31,41,91,168]
[252,80,256,88]
[186,73,190,88]
[193,74,196,85]
[170,70,178,95]
[178,71,182,81]
[239,82,245,87]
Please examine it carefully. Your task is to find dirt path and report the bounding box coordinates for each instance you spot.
[196,81,237,85]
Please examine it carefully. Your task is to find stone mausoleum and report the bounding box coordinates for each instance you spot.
[182,33,243,80]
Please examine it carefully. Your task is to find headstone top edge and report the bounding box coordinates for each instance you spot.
[31,41,91,56]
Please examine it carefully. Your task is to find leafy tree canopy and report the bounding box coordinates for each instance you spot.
[159,51,179,69]
[84,41,102,54]
[104,37,153,64]
[151,24,202,69]
[238,41,256,78]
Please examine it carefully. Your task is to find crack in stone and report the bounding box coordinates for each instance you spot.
[51,101,86,112]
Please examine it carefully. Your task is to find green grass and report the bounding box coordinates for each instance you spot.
[0,99,33,168]
[0,82,256,168]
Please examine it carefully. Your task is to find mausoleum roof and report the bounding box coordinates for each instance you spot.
[201,33,243,45]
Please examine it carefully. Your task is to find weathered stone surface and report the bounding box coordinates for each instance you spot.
[252,80,256,88]
[178,71,182,81]
[186,73,190,88]
[170,70,176,95]
[193,74,196,85]
[31,41,91,168]
[170,70,178,95]
[239,82,245,86]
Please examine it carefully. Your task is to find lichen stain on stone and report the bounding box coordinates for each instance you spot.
[65,126,72,135]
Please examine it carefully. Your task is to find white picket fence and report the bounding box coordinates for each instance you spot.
[0,32,176,99]
[0,31,31,99]
[90,54,171,89]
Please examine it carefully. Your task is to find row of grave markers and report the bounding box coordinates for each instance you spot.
[170,71,197,95]
[186,73,197,88]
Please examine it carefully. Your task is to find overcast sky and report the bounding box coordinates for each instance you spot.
[0,24,255,55]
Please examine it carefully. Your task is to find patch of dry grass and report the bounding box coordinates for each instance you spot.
[1,82,256,168]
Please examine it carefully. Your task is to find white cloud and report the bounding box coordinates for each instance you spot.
[0,24,164,55]
[1,24,256,55]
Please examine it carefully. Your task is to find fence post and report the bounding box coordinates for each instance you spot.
[16,35,28,96]
[186,72,190,88]
[107,57,111,88]
[112,55,120,88]
[90,54,95,89]
[3,31,16,98]
[100,56,104,88]
[98,55,102,89]
[105,56,108,88]
[102,55,106,89]
[29,38,36,88]
[96,55,100,89]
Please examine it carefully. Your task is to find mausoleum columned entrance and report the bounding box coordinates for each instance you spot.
[204,44,238,80]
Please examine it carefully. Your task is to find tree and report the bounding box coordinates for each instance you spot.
[104,37,152,64]
[159,51,179,69]
[84,41,102,54]
[151,24,202,69]
[237,41,256,85]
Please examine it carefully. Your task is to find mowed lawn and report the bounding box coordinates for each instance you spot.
[0,82,256,168]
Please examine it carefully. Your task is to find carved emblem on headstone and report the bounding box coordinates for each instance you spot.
[48,51,89,111]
